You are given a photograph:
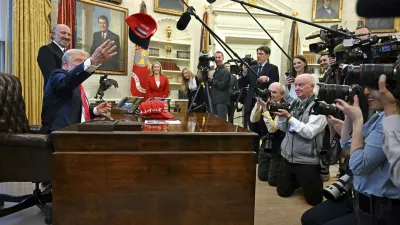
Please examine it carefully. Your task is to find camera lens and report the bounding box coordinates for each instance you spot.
[317,83,358,104]
[255,88,270,101]
[268,102,290,113]
[312,101,338,116]
[347,64,396,90]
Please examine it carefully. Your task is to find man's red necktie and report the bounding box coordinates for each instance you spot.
[79,84,91,121]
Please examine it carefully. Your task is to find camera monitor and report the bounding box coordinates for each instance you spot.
[116,96,144,114]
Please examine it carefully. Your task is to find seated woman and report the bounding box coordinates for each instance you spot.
[147,61,170,99]
[285,55,319,103]
[181,68,206,112]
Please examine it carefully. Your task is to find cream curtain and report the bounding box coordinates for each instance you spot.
[12,0,51,125]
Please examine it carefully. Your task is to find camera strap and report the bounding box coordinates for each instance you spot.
[318,132,342,165]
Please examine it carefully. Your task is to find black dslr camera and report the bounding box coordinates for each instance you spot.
[312,101,340,117]
[267,101,290,113]
[255,88,270,102]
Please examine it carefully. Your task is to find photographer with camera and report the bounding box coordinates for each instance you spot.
[302,84,400,224]
[274,74,327,206]
[250,82,286,186]
[208,51,231,121]
[239,46,279,154]
[377,75,400,188]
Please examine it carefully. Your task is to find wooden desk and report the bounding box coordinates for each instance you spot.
[52,113,257,225]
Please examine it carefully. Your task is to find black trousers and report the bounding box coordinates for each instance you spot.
[227,102,235,123]
[258,148,281,186]
[354,192,400,225]
[276,158,323,206]
[301,197,357,225]
[244,107,267,155]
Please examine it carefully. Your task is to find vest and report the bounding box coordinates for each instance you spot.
[280,98,325,165]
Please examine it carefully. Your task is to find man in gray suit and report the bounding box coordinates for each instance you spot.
[90,15,121,71]
[208,51,231,121]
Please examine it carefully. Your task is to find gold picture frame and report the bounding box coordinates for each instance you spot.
[362,17,400,33]
[154,0,188,16]
[75,0,129,75]
[312,0,343,23]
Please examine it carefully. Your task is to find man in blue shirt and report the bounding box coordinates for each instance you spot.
[302,86,400,225]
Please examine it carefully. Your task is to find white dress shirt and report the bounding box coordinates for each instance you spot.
[382,115,400,187]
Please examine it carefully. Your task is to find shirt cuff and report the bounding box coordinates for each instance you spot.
[383,115,400,132]
[84,58,101,73]
[93,106,101,116]
[288,116,299,126]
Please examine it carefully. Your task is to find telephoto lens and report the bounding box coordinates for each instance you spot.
[312,101,339,116]
[323,174,353,202]
[268,102,291,113]
[317,83,361,104]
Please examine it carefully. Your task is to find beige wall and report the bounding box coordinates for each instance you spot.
[49,0,391,102]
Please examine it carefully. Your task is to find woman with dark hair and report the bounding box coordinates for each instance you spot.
[181,68,205,112]
[147,61,170,98]
[285,55,319,102]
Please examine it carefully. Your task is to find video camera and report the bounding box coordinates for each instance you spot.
[197,52,215,71]
[308,25,352,56]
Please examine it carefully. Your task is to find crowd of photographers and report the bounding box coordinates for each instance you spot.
[194,24,400,225]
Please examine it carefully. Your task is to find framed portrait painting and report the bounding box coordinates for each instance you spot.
[75,0,128,75]
[363,17,400,33]
[154,0,188,16]
[312,0,343,23]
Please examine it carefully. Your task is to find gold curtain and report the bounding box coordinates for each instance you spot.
[12,0,51,125]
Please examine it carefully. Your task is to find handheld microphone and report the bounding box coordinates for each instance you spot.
[176,11,191,31]
[305,33,321,40]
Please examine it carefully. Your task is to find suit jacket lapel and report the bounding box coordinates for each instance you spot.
[50,42,63,60]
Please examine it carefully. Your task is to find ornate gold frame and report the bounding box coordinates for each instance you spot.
[75,0,129,75]
[154,0,188,16]
[362,17,400,33]
[312,0,343,23]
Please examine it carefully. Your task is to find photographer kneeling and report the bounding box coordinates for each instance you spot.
[250,82,286,186]
[302,85,400,225]
[274,74,327,206]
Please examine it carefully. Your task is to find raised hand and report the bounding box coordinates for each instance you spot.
[90,40,118,66]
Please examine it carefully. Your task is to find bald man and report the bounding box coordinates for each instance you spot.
[250,82,286,186]
[275,74,328,206]
[37,24,72,89]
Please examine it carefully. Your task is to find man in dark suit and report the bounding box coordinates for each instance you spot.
[224,62,239,123]
[90,15,121,71]
[37,24,71,89]
[40,40,117,134]
[208,51,231,121]
[238,45,279,154]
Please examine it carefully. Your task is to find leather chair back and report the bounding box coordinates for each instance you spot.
[0,72,30,133]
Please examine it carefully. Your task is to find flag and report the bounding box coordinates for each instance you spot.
[130,0,150,97]
[287,20,300,72]
[57,0,75,50]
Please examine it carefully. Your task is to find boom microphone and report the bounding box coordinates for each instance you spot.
[207,0,217,3]
[305,33,321,40]
[176,11,191,31]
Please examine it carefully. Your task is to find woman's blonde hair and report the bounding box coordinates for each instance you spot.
[150,61,163,75]
[181,68,193,92]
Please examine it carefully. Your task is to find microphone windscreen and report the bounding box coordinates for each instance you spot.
[176,12,191,31]
[356,0,400,17]
[207,0,217,3]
